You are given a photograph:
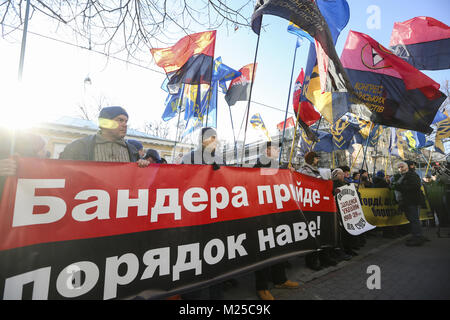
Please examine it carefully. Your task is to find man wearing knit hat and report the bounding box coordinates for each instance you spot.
[59,106,149,167]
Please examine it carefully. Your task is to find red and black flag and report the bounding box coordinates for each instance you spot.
[225,63,257,107]
[151,31,216,94]
[341,30,446,134]
[389,16,450,71]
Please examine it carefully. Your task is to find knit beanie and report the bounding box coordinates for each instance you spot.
[127,139,143,151]
[144,149,161,162]
[99,106,128,120]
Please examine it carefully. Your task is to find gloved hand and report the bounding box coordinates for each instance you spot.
[212,163,221,171]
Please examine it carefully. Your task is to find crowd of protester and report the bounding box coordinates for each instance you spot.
[1,106,449,300]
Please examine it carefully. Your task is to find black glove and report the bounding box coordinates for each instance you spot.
[212,163,221,171]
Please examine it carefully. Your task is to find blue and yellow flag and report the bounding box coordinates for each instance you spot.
[354,118,383,148]
[330,116,360,150]
[287,22,314,43]
[389,128,408,159]
[250,113,271,141]
[299,129,334,155]
[435,116,450,154]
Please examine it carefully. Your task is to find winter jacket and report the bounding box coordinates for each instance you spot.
[393,170,422,206]
[298,163,322,179]
[59,134,140,162]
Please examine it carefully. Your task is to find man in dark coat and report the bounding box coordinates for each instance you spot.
[181,127,223,167]
[392,161,426,246]
[59,106,149,167]
[372,170,390,188]
[253,141,299,300]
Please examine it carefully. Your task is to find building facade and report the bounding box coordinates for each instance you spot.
[30,116,194,162]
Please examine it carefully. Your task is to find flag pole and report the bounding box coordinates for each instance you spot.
[423,149,433,176]
[356,124,373,191]
[372,138,379,174]
[171,107,182,162]
[279,39,299,163]
[239,31,261,167]
[228,105,238,165]
[205,58,216,128]
[288,96,303,168]
[350,145,363,172]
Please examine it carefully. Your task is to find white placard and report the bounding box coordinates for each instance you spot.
[336,184,376,235]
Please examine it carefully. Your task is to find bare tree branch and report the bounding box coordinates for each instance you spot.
[0,0,253,63]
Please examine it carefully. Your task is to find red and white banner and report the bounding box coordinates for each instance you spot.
[0,158,336,300]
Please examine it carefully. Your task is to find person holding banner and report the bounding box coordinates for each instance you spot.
[181,127,223,167]
[391,161,427,246]
[0,130,47,199]
[181,127,225,300]
[297,152,340,269]
[59,106,150,168]
[332,168,360,258]
[253,141,299,300]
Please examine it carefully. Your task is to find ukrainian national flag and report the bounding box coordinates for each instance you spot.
[151,31,216,94]
[389,17,450,71]
[287,22,314,43]
[341,30,447,134]
[250,113,271,141]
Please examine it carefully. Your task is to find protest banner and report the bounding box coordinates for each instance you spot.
[359,188,433,227]
[336,184,376,235]
[0,158,336,300]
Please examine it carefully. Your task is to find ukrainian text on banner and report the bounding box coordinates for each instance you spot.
[0,159,336,300]
[359,188,433,227]
[336,184,376,235]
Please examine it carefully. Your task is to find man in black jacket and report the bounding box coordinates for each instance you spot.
[392,161,425,246]
[59,106,149,168]
[253,141,299,300]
